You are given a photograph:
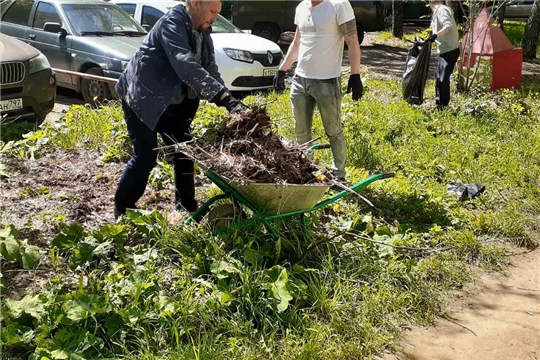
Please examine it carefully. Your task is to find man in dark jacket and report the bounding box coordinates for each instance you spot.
[114,0,244,217]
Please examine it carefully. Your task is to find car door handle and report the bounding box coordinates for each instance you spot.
[28,34,36,40]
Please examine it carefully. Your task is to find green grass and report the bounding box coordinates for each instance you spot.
[0,120,38,143]
[372,27,433,48]
[504,20,540,59]
[373,20,540,62]
[0,101,130,162]
[2,79,539,359]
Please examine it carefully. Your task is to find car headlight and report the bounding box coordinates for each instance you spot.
[224,48,254,63]
[28,53,51,74]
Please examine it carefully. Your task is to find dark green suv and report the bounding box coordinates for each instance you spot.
[231,0,386,44]
[0,33,56,122]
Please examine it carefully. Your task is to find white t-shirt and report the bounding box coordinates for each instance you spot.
[294,0,355,79]
[431,5,459,54]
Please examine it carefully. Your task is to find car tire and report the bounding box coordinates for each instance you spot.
[81,67,112,107]
[252,22,281,43]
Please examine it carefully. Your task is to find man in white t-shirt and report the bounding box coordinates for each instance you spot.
[273,0,363,181]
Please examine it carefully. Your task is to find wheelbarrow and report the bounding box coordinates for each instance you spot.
[185,144,394,236]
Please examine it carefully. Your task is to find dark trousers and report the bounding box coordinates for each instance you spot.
[115,98,200,213]
[436,48,460,110]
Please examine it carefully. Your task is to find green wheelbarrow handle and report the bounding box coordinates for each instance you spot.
[306,144,332,155]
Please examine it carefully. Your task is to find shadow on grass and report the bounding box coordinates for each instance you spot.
[363,188,452,230]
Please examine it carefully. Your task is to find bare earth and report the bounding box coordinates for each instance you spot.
[382,248,540,360]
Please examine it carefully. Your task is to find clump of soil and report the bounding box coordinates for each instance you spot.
[173,107,321,184]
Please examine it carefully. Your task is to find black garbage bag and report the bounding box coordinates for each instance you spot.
[403,38,432,105]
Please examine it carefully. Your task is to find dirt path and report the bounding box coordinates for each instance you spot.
[360,31,437,80]
[382,248,540,360]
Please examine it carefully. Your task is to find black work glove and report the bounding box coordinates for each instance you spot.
[216,94,248,114]
[273,70,287,92]
[427,33,438,42]
[346,74,363,101]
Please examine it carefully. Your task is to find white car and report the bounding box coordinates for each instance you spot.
[111,0,283,91]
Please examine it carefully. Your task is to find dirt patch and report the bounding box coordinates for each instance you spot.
[359,43,438,80]
[0,151,184,299]
[1,151,124,235]
[382,248,540,360]
[521,62,540,85]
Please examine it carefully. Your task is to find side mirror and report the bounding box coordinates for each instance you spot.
[43,22,68,37]
[142,24,152,31]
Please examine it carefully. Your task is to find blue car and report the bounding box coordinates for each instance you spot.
[1,0,147,105]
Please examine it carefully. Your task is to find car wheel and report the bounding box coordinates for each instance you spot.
[81,67,112,107]
[252,22,280,43]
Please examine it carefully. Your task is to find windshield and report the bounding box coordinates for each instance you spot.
[164,8,241,34]
[212,15,242,33]
[62,4,146,36]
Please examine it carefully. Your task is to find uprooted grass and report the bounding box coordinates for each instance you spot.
[1,78,539,359]
[169,107,320,184]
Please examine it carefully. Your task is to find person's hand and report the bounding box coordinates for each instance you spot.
[273,70,287,92]
[427,33,438,42]
[229,101,249,114]
[346,74,363,101]
[216,93,248,114]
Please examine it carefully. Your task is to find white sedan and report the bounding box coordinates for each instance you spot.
[111,0,283,91]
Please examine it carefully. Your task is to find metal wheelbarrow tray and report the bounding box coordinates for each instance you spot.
[230,181,330,215]
[184,145,394,235]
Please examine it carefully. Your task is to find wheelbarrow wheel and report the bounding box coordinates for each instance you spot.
[205,203,245,230]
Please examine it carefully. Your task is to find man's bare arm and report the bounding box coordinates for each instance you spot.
[279,27,301,71]
[340,20,361,75]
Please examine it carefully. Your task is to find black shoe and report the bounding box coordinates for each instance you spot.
[175,200,198,213]
[113,207,123,220]
[114,205,137,219]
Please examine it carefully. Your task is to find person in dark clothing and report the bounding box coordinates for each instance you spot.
[427,0,460,110]
[114,0,245,217]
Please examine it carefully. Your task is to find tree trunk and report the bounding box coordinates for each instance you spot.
[497,1,506,31]
[392,0,404,38]
[448,0,464,23]
[521,0,540,60]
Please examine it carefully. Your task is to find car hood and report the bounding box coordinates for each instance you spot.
[73,35,145,60]
[0,34,40,62]
[211,33,282,54]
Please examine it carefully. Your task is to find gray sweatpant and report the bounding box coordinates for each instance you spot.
[290,75,347,177]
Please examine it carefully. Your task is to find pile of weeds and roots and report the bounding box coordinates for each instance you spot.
[174,107,321,184]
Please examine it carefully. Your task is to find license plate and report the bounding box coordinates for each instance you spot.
[0,98,23,112]
[263,68,278,77]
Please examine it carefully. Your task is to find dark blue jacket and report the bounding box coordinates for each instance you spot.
[116,4,226,130]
